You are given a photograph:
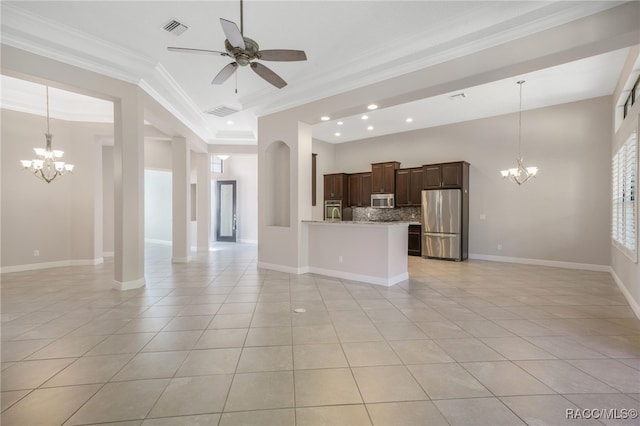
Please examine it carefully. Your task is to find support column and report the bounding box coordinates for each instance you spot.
[172,136,190,263]
[113,89,145,290]
[196,153,211,251]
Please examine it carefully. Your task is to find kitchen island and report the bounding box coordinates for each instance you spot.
[302,220,409,286]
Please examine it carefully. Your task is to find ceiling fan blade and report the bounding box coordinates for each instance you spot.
[258,49,307,62]
[168,47,229,57]
[220,18,245,50]
[251,62,287,89]
[212,62,239,85]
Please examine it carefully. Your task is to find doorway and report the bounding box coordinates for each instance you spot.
[216,180,237,242]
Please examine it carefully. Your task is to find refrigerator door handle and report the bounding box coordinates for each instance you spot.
[424,233,457,238]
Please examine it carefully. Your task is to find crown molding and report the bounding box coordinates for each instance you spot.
[241,1,623,116]
[1,3,217,144]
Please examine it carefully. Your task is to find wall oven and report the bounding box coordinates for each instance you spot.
[324,200,342,221]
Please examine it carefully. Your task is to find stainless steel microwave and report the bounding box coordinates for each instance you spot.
[371,193,395,208]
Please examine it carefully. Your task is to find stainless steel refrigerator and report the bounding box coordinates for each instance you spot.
[421,189,465,261]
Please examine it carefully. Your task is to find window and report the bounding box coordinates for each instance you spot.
[623,74,639,119]
[211,156,223,174]
[612,131,637,261]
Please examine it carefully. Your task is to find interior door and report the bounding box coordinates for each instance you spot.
[216,180,236,242]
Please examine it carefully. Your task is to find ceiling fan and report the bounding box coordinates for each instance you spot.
[168,0,307,89]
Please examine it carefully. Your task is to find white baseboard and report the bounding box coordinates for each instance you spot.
[308,266,408,287]
[1,258,104,274]
[468,253,610,272]
[172,256,190,263]
[103,251,114,258]
[257,261,306,275]
[113,277,145,291]
[239,239,258,244]
[609,267,640,319]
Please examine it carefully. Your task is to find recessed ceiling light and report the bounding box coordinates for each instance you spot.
[367,126,374,130]
[367,104,378,110]
[361,115,368,120]
[227,120,234,125]
[335,132,341,136]
[321,116,330,121]
[337,121,343,126]
[406,118,413,123]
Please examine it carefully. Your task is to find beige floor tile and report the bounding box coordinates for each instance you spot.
[415,321,472,338]
[178,304,221,316]
[217,302,256,314]
[352,365,427,403]
[115,317,172,334]
[334,322,384,343]
[375,322,427,340]
[67,379,170,425]
[236,345,292,372]
[194,328,248,349]
[479,336,556,360]
[44,354,133,387]
[342,341,402,367]
[296,405,371,426]
[147,375,232,418]
[1,384,101,425]
[225,371,294,412]
[568,359,640,393]
[209,313,253,329]
[293,343,348,370]
[294,368,362,407]
[292,324,339,344]
[434,397,526,426]
[0,390,29,412]
[501,395,601,426]
[388,339,454,364]
[27,334,107,359]
[244,326,292,346]
[1,339,53,361]
[524,336,608,359]
[1,358,75,391]
[454,320,515,337]
[142,413,220,425]
[366,401,449,426]
[141,331,202,352]
[461,360,554,396]
[516,360,619,393]
[219,409,294,426]
[176,348,241,376]
[162,315,212,331]
[87,333,155,355]
[408,363,490,400]
[434,338,506,362]
[112,351,189,381]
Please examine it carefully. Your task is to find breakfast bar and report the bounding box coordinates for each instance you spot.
[302,220,409,286]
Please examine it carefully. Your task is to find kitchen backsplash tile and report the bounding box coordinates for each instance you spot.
[352,207,421,222]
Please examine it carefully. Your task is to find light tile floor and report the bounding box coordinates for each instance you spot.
[2,243,640,425]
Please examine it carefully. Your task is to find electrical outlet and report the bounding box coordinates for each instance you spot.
[497,244,502,251]
[33,250,40,257]
[338,256,343,264]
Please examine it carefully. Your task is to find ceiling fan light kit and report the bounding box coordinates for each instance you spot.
[168,0,307,89]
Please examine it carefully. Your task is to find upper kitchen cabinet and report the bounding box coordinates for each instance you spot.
[423,161,469,189]
[348,172,372,207]
[371,161,400,194]
[324,173,349,201]
[396,167,424,206]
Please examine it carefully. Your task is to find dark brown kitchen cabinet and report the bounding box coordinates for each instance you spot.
[324,173,348,201]
[371,161,400,194]
[348,172,372,207]
[408,224,422,256]
[423,161,469,189]
[396,167,424,207]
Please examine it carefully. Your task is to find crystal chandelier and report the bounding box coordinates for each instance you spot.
[500,80,538,185]
[20,86,74,183]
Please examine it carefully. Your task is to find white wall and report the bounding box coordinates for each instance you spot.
[144,169,172,243]
[610,46,639,316]
[212,154,258,243]
[102,145,114,254]
[1,109,110,269]
[330,96,612,267]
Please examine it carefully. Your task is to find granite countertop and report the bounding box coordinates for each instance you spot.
[302,220,420,226]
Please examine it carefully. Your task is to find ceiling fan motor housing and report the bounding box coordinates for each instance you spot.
[225,37,259,66]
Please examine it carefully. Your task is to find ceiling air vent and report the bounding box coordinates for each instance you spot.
[162,19,188,36]
[206,105,240,118]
